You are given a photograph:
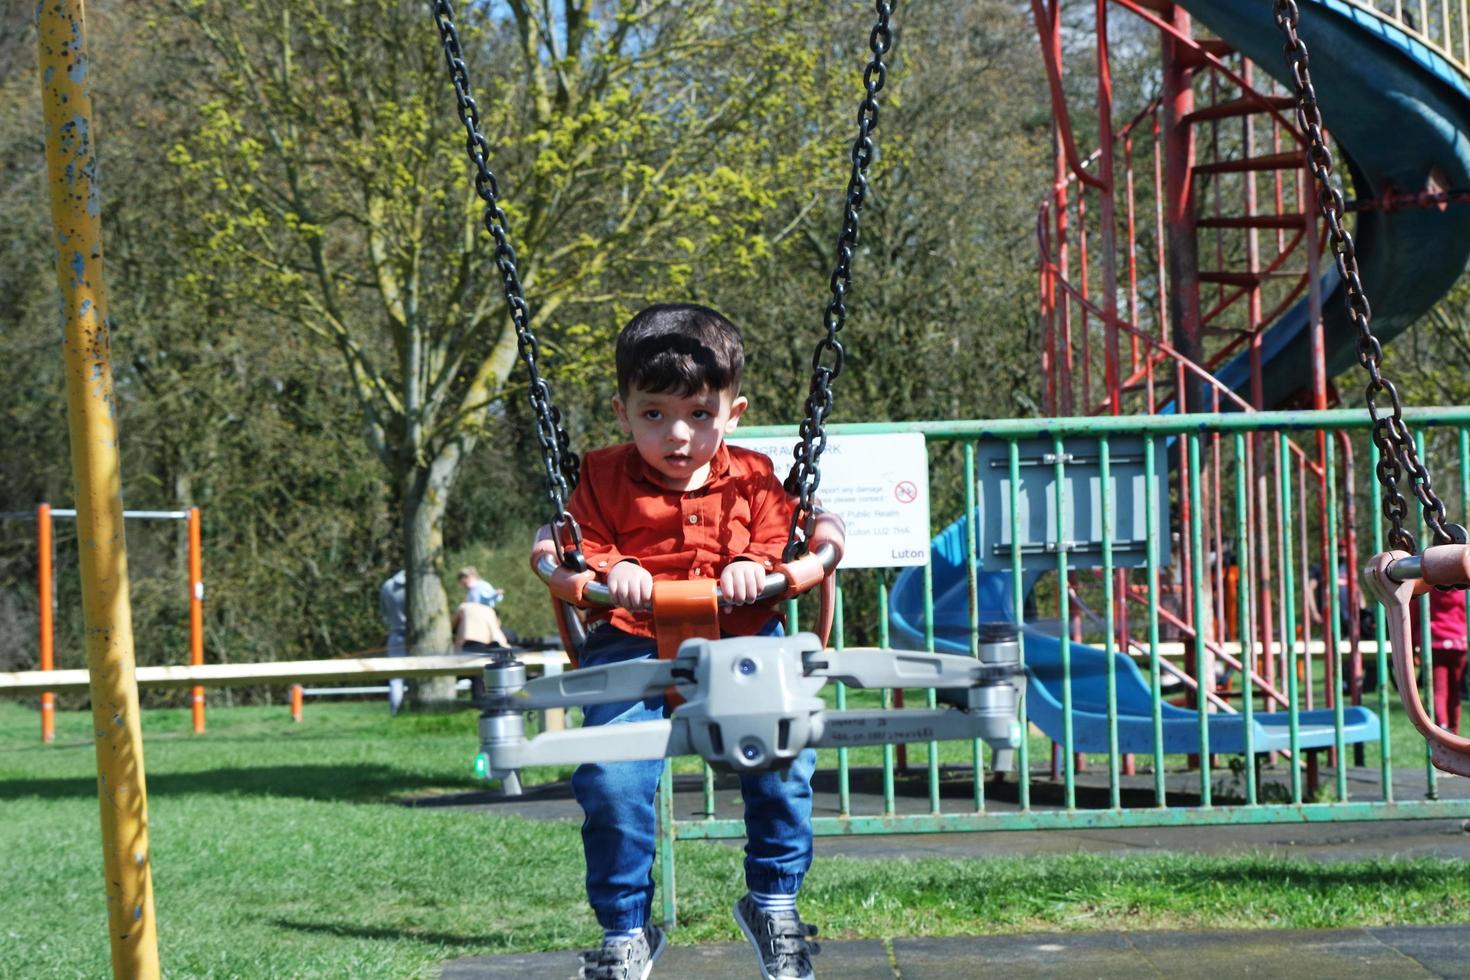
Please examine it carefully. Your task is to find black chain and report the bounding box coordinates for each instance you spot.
[783,1,894,561]
[431,1,584,568]
[1273,0,1451,554]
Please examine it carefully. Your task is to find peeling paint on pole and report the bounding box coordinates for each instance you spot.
[36,1,160,977]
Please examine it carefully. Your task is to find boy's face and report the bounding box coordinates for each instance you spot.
[613,385,748,491]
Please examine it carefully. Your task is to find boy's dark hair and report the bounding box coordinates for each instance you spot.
[615,303,744,397]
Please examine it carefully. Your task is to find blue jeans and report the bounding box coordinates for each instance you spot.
[571,621,817,931]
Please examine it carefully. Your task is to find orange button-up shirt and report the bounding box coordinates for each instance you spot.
[568,441,796,638]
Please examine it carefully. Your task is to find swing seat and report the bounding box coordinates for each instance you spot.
[1365,545,1470,776]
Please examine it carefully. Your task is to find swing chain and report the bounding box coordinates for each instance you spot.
[784,0,894,561]
[1273,0,1451,554]
[431,0,585,567]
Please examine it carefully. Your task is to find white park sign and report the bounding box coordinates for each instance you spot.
[728,432,930,568]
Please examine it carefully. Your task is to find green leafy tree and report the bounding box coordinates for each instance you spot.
[158,0,857,697]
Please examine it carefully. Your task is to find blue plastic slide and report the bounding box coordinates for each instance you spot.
[887,517,1381,755]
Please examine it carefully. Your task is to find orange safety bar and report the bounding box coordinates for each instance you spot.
[188,507,205,734]
[531,512,847,671]
[38,503,54,744]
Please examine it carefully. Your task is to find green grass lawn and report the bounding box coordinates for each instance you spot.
[3,698,1469,979]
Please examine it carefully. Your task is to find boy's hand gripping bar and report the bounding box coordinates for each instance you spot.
[1362,544,1470,776]
[529,512,846,609]
[473,631,1024,779]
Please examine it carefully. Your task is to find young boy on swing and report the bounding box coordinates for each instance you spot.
[568,303,822,980]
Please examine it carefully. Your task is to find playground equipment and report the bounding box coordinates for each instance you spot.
[0,504,206,741]
[454,0,1470,808]
[35,2,160,972]
[1001,0,1470,790]
[30,0,1470,971]
[888,513,1383,758]
[430,0,880,802]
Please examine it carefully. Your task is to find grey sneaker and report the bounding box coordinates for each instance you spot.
[732,893,821,980]
[578,924,666,980]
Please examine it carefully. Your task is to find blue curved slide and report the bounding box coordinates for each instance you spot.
[888,518,1379,755]
[1187,0,1470,408]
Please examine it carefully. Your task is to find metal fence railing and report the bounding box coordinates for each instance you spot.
[1345,0,1470,79]
[654,408,1470,924]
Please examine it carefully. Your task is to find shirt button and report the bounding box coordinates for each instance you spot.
[598,560,608,568]
[688,515,698,524]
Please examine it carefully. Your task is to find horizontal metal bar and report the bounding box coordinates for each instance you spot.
[1387,556,1422,582]
[0,509,190,520]
[990,453,1145,468]
[995,541,1147,556]
[303,680,473,696]
[535,540,839,606]
[737,407,1470,441]
[0,652,570,694]
[674,799,1470,838]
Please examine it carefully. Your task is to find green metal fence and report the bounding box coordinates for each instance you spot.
[656,407,1470,925]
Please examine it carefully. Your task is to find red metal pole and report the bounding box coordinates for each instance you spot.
[188,506,205,734]
[290,684,304,724]
[1150,111,1166,413]
[1097,0,1121,415]
[1340,431,1365,766]
[1079,193,1093,411]
[1056,145,1075,416]
[1040,215,1054,416]
[1125,135,1141,376]
[1304,168,1335,733]
[38,503,55,744]
[1161,7,1202,413]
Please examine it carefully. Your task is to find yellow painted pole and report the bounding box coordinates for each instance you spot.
[37,3,160,977]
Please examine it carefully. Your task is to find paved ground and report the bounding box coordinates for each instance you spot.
[423,764,1470,978]
[441,925,1469,978]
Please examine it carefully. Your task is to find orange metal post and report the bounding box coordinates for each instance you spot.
[290,684,304,723]
[38,503,55,743]
[188,507,205,733]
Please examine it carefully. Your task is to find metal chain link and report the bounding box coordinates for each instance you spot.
[431,1,585,567]
[1273,0,1451,554]
[784,1,894,561]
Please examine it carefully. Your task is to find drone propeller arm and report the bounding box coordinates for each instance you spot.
[810,708,1018,749]
[804,646,1000,690]
[505,657,681,711]
[489,719,692,769]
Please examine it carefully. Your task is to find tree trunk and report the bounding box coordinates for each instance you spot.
[402,446,461,707]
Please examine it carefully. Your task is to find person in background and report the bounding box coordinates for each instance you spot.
[453,597,511,652]
[378,569,407,716]
[1413,588,1469,734]
[453,598,511,703]
[458,566,505,608]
